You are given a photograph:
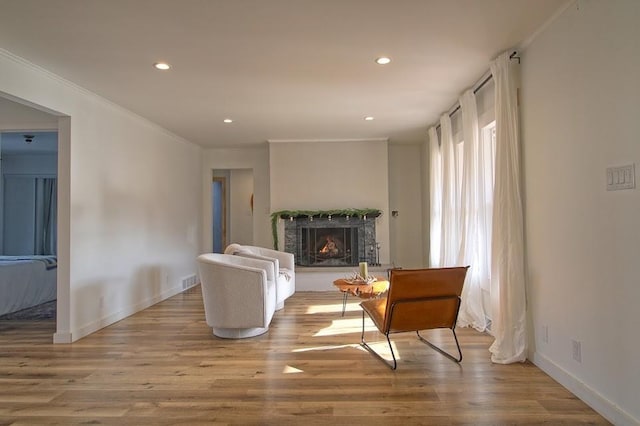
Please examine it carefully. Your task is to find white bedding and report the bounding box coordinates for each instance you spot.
[0,256,57,316]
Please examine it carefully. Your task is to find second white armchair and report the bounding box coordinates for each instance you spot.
[224,244,295,310]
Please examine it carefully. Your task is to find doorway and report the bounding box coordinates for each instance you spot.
[0,128,59,323]
[212,176,227,253]
[211,168,254,252]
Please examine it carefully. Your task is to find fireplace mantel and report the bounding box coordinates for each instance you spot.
[271,208,381,250]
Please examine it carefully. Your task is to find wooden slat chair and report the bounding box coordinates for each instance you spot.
[360,266,469,369]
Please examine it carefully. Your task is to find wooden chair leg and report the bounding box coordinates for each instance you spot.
[360,310,397,370]
[416,328,462,363]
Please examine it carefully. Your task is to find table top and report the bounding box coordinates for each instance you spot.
[333,277,389,298]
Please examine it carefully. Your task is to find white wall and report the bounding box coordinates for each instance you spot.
[0,50,202,343]
[0,96,58,130]
[269,140,390,263]
[388,144,424,268]
[205,142,422,269]
[3,176,36,254]
[229,169,254,245]
[521,1,640,424]
[2,153,57,175]
[202,148,271,251]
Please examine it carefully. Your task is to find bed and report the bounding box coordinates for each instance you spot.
[0,255,57,316]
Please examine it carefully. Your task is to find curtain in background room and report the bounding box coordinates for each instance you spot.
[488,52,526,364]
[438,114,459,267]
[456,90,490,332]
[34,177,57,255]
[428,127,442,267]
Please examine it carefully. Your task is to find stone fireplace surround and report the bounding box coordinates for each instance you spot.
[284,214,378,267]
[272,209,385,291]
[271,208,382,267]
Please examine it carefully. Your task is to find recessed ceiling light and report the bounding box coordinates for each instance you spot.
[375,57,391,65]
[153,62,171,70]
[223,118,233,123]
[364,116,374,121]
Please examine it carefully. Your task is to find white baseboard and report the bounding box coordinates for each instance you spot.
[531,351,638,426]
[68,284,186,342]
[53,332,72,344]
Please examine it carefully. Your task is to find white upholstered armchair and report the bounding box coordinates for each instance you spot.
[224,244,295,310]
[197,253,277,339]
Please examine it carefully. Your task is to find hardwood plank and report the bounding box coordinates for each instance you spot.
[0,288,610,424]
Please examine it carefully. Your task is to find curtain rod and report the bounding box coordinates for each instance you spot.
[443,73,493,119]
[434,51,519,131]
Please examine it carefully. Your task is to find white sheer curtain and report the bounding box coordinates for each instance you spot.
[428,127,442,267]
[489,52,526,364]
[456,90,490,331]
[439,114,459,266]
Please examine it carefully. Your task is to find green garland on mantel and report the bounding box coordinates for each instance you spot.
[270,208,382,250]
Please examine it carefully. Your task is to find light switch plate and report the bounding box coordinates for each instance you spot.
[606,164,635,191]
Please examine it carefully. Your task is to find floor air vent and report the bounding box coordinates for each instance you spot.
[181,274,198,290]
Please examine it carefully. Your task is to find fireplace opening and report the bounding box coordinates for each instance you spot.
[298,227,358,267]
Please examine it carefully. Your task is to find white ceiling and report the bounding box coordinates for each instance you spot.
[0,0,568,148]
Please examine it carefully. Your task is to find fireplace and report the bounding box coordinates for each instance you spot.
[298,226,358,266]
[283,213,378,267]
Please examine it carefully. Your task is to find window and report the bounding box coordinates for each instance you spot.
[455,140,465,211]
[479,121,496,291]
[482,122,496,190]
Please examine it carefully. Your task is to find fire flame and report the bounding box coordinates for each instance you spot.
[319,237,339,256]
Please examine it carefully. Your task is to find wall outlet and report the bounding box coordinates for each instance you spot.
[606,164,635,191]
[542,325,549,343]
[571,339,582,363]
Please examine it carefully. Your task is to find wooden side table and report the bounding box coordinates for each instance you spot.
[333,278,389,316]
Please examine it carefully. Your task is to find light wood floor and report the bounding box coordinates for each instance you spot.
[0,287,609,425]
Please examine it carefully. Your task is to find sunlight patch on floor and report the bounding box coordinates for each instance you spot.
[313,317,374,337]
[291,344,358,353]
[305,302,345,314]
[282,365,304,374]
[305,302,364,316]
[340,303,363,314]
[363,339,401,361]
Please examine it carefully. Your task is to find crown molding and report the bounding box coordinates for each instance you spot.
[267,138,388,144]
[0,49,200,150]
